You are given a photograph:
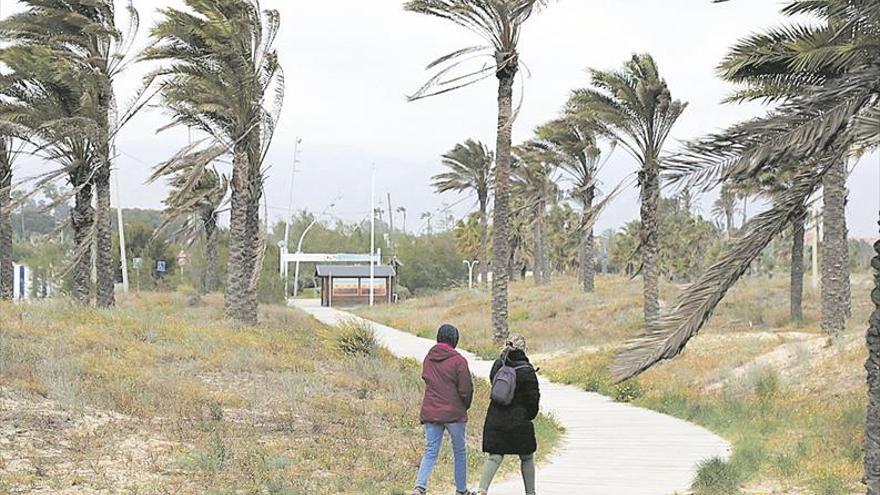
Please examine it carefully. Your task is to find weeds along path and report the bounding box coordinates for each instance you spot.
[292,299,730,495]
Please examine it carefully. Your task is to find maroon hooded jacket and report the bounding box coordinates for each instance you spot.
[419,343,474,424]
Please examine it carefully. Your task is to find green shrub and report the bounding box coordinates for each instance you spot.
[691,457,742,495]
[336,322,378,357]
[753,369,781,403]
[613,379,643,403]
[812,474,847,495]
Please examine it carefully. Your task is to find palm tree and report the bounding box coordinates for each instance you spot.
[160,168,227,293]
[396,206,407,234]
[0,27,100,305]
[0,137,12,300]
[143,0,284,325]
[513,143,559,285]
[535,117,604,292]
[404,0,551,343]
[432,139,493,287]
[1,0,146,308]
[711,184,738,236]
[568,53,687,328]
[607,0,878,485]
[717,2,855,334]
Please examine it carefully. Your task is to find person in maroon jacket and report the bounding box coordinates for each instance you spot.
[411,324,475,495]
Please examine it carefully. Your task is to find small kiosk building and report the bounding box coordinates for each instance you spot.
[315,265,396,307]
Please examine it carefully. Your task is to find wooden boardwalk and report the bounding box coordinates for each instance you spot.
[293,300,730,495]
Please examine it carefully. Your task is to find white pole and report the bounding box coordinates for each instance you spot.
[111,104,128,294]
[284,138,302,253]
[369,164,376,307]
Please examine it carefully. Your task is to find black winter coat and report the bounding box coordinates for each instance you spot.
[481,349,541,455]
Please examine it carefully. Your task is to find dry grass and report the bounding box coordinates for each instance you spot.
[0,293,561,494]
[360,274,872,494]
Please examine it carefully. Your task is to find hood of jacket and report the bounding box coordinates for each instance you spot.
[427,343,460,362]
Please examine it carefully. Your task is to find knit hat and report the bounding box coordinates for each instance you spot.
[506,334,527,353]
[437,324,460,348]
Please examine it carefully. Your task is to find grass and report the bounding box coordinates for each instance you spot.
[359,273,872,494]
[0,293,561,494]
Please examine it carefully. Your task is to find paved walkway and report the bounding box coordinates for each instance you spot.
[292,299,730,495]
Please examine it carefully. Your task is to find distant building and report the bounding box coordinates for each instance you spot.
[315,265,396,307]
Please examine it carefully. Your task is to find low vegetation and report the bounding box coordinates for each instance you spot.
[360,274,871,494]
[0,293,561,494]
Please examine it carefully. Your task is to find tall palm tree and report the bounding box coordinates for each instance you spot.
[711,184,738,236]
[568,53,687,327]
[143,0,284,324]
[717,2,855,334]
[404,0,551,343]
[0,137,12,300]
[1,0,146,308]
[513,142,559,286]
[608,0,878,485]
[432,139,493,287]
[535,117,604,292]
[160,167,227,293]
[0,28,99,305]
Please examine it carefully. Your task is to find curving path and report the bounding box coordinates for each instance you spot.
[292,299,730,495]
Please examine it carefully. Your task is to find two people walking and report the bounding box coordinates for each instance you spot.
[413,324,540,495]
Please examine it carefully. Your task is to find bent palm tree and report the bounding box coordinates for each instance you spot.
[405,0,551,343]
[161,168,227,293]
[513,142,559,285]
[535,117,606,292]
[568,53,687,327]
[0,34,100,304]
[144,0,284,324]
[608,0,879,485]
[1,0,148,308]
[718,2,856,334]
[432,139,493,287]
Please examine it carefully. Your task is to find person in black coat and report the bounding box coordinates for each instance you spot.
[477,334,540,495]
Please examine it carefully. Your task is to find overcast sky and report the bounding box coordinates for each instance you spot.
[9,0,880,237]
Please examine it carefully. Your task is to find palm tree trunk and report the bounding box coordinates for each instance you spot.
[864,214,880,494]
[94,161,115,307]
[580,189,596,293]
[224,133,261,325]
[479,196,489,288]
[70,173,94,305]
[790,206,806,321]
[491,69,515,345]
[203,211,219,293]
[94,88,115,308]
[641,158,661,329]
[821,158,850,335]
[0,143,12,301]
[533,203,547,286]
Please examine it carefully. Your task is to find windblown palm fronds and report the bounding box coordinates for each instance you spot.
[143,0,284,324]
[404,0,551,100]
[433,139,493,286]
[567,52,686,327]
[0,0,152,308]
[534,116,610,291]
[405,0,552,343]
[612,155,839,381]
[613,0,880,382]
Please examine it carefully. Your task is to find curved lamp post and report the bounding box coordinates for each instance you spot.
[291,199,339,297]
[463,259,479,289]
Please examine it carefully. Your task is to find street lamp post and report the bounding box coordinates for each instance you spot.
[291,199,338,298]
[463,260,479,289]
